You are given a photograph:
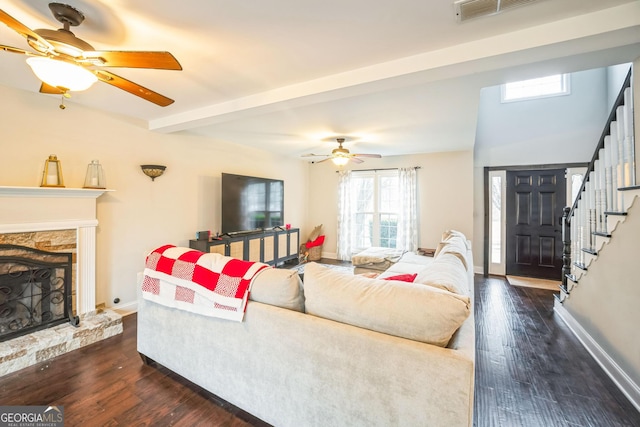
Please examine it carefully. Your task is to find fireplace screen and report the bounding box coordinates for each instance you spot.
[0,245,75,343]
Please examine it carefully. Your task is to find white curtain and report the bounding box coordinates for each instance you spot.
[396,167,418,252]
[336,170,352,260]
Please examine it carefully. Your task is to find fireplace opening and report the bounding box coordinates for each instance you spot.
[0,244,78,343]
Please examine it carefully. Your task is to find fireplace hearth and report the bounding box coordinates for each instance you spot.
[0,245,78,343]
[0,186,122,377]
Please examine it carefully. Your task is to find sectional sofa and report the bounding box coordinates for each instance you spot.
[137,231,475,426]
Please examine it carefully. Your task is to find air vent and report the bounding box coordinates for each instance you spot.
[454,0,540,22]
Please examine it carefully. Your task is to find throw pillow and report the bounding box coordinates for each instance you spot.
[303,262,470,347]
[441,230,471,250]
[308,224,323,242]
[250,268,305,312]
[383,273,417,282]
[435,238,468,270]
[414,253,469,295]
[305,235,325,249]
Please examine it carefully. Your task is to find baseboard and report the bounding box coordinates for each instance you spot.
[112,300,138,316]
[554,299,640,412]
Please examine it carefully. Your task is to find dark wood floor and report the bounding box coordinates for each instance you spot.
[1,274,638,426]
[0,313,264,426]
[474,275,640,427]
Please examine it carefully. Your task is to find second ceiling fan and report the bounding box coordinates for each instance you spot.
[302,138,382,165]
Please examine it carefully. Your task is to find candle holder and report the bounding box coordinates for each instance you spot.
[40,155,65,187]
[83,160,106,189]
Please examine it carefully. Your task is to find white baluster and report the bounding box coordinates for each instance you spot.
[594,157,603,233]
[580,185,586,258]
[623,88,635,186]
[604,135,614,215]
[570,210,576,276]
[593,160,599,234]
[580,199,587,264]
[615,108,627,210]
[610,121,620,211]
[588,176,596,249]
[574,205,582,269]
[617,106,629,188]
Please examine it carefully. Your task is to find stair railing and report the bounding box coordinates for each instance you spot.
[561,69,634,298]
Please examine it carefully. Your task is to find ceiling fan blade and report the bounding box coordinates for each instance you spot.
[82,51,182,70]
[352,154,382,158]
[39,82,64,94]
[350,157,365,164]
[1,44,33,55]
[301,153,330,158]
[94,70,175,107]
[0,9,54,52]
[312,157,333,164]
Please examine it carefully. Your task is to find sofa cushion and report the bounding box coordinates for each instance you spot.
[303,262,470,347]
[250,267,305,312]
[414,253,469,295]
[441,230,471,249]
[435,239,468,270]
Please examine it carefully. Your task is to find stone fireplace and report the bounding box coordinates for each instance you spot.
[0,186,122,376]
[0,244,74,342]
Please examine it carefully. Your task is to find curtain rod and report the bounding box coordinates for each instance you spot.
[335,166,421,173]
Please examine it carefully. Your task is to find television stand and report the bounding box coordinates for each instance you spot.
[221,229,263,238]
[189,228,299,266]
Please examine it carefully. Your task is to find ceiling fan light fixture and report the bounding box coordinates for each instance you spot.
[332,156,349,166]
[26,56,97,91]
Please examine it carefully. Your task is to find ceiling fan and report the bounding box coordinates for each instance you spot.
[0,3,182,107]
[302,138,382,165]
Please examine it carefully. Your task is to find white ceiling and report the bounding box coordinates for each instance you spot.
[1,0,639,158]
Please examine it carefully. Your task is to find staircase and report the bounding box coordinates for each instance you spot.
[557,69,637,302]
[552,67,640,411]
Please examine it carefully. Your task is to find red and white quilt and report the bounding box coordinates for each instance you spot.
[141,245,269,321]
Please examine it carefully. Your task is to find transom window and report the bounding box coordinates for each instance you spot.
[501,74,570,103]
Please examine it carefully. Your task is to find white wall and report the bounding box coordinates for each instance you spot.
[562,193,640,398]
[306,151,474,258]
[472,68,612,268]
[0,85,309,312]
[607,63,633,109]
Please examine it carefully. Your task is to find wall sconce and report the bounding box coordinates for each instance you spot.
[40,155,65,187]
[140,165,166,181]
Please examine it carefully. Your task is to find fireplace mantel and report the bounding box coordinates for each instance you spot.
[0,186,112,198]
[0,185,112,316]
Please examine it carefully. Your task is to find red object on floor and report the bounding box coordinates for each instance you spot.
[305,235,325,249]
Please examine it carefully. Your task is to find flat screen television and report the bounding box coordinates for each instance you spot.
[221,173,284,234]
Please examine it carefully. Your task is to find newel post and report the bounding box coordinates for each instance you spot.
[561,206,572,292]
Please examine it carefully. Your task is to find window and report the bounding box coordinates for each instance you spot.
[490,175,502,264]
[501,74,570,102]
[487,169,506,276]
[350,171,399,251]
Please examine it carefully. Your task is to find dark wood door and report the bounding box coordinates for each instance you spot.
[506,169,566,280]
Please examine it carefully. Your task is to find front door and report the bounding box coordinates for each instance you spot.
[505,169,566,280]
